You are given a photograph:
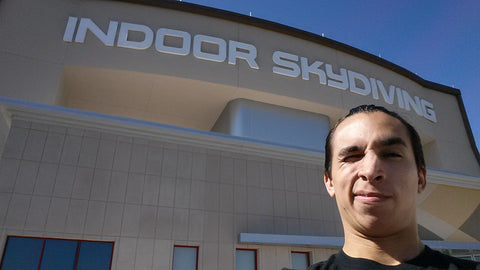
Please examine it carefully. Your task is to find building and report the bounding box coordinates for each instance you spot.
[0,0,479,269]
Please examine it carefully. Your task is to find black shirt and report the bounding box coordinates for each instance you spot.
[308,246,480,270]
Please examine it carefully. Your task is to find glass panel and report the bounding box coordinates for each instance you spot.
[173,246,197,270]
[455,255,473,261]
[450,249,470,255]
[236,249,256,270]
[40,239,78,270]
[1,237,43,270]
[76,241,113,270]
[291,252,309,270]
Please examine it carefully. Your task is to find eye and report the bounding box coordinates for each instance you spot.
[381,152,402,159]
[342,154,363,162]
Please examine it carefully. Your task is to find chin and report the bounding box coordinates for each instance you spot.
[359,218,411,238]
[357,215,399,234]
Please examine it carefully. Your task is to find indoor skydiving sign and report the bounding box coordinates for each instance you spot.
[63,16,437,123]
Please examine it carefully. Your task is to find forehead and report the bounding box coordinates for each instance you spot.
[331,112,411,150]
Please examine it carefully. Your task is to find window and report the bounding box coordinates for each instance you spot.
[0,236,114,270]
[442,249,480,262]
[172,245,198,270]
[291,251,310,270]
[236,248,257,270]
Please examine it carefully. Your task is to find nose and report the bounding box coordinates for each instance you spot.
[357,152,384,182]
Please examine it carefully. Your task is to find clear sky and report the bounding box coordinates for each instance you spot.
[183,0,480,150]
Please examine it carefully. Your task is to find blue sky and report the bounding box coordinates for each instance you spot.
[184,0,480,150]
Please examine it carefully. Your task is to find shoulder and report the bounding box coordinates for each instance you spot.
[406,245,480,269]
[310,247,480,270]
[308,253,338,270]
[308,250,394,270]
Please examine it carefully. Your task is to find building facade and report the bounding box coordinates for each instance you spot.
[0,0,479,269]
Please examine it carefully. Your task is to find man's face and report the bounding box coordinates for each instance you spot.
[324,112,426,237]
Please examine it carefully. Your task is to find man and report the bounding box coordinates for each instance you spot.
[309,105,479,269]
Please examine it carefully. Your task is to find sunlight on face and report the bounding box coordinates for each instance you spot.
[324,112,426,238]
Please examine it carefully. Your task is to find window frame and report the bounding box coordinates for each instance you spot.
[172,245,199,270]
[0,235,114,270]
[291,251,311,269]
[235,248,258,270]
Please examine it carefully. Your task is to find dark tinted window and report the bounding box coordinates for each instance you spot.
[77,241,114,270]
[40,239,78,270]
[0,236,113,270]
[1,237,43,270]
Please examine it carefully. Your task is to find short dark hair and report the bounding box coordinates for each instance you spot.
[324,104,425,178]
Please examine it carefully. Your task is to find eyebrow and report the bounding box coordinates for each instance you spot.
[337,137,407,158]
[380,137,407,147]
[337,146,360,158]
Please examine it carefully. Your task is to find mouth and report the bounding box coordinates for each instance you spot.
[353,192,389,203]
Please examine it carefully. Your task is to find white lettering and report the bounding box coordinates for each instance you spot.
[193,34,227,62]
[272,51,300,77]
[75,18,118,46]
[421,99,437,122]
[402,90,424,116]
[396,87,405,109]
[155,28,191,56]
[376,80,396,104]
[66,16,438,122]
[370,78,379,99]
[63,16,78,42]
[348,70,371,95]
[228,40,259,69]
[300,57,326,84]
[326,64,348,90]
[117,22,154,50]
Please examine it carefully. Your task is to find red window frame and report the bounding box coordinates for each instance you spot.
[172,245,199,270]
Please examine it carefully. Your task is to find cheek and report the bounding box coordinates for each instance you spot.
[390,169,420,195]
[336,167,358,187]
[332,172,355,197]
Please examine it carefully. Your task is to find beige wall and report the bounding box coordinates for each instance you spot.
[0,116,342,269]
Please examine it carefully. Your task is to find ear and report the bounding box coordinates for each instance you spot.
[324,172,336,198]
[417,167,426,194]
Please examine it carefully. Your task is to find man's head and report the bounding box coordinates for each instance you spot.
[323,104,427,237]
[325,105,425,179]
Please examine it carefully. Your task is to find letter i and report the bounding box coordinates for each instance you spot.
[370,78,379,99]
[63,16,78,42]
[396,88,405,109]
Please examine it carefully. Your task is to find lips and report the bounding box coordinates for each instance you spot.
[353,191,389,203]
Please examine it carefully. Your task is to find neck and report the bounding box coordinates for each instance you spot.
[342,226,424,265]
